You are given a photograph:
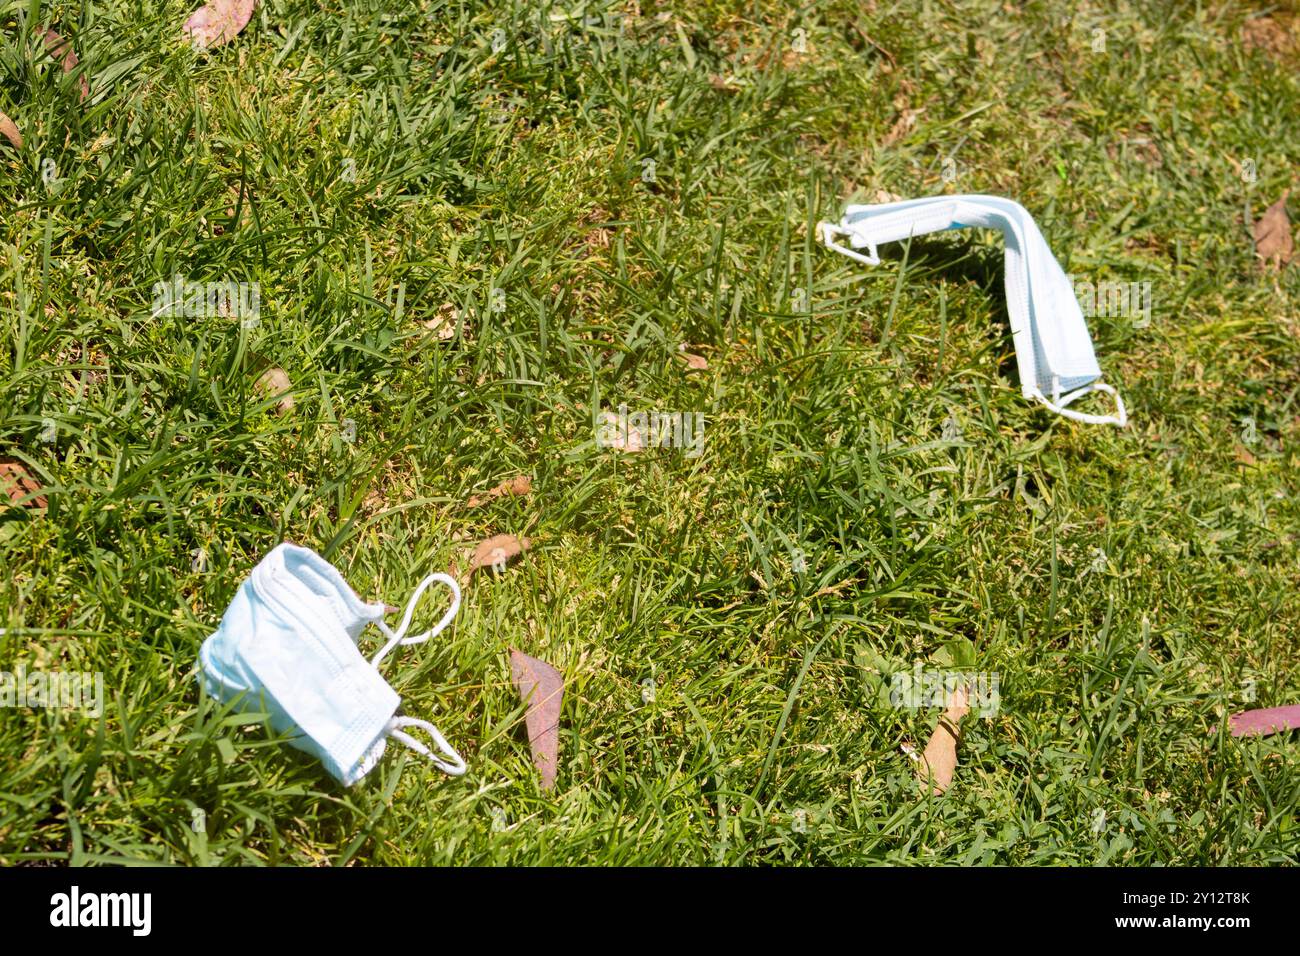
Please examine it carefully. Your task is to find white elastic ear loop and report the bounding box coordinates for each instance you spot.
[386,716,467,776]
[818,221,881,266]
[1031,381,1128,427]
[370,572,461,668]
[370,574,467,777]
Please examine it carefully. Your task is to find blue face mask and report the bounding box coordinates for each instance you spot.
[820,194,1128,427]
[198,543,466,785]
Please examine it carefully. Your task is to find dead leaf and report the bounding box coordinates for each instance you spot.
[184,0,257,50]
[466,475,531,508]
[43,29,89,101]
[0,461,47,510]
[882,107,922,148]
[1107,126,1163,169]
[598,409,644,452]
[1241,15,1297,60]
[468,533,530,576]
[678,347,708,370]
[1224,704,1300,738]
[708,73,739,93]
[1235,444,1258,466]
[421,302,460,341]
[917,685,969,795]
[1254,190,1293,269]
[254,366,294,415]
[574,209,614,256]
[509,648,563,789]
[0,111,21,150]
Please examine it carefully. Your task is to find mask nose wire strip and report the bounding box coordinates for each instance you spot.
[386,716,467,776]
[370,572,461,668]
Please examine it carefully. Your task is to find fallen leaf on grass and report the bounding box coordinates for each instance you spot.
[253,366,294,415]
[677,347,708,370]
[0,111,20,150]
[597,409,644,452]
[882,106,923,148]
[1224,704,1300,738]
[917,685,969,795]
[0,461,47,510]
[184,0,257,50]
[466,475,531,508]
[1254,190,1293,270]
[509,648,563,790]
[1107,128,1163,169]
[468,533,530,577]
[421,302,461,341]
[1241,15,1297,60]
[43,29,89,101]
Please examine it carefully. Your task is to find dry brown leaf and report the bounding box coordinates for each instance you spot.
[184,0,257,50]
[678,348,708,371]
[0,461,47,510]
[1241,15,1297,59]
[1225,704,1300,737]
[708,73,739,93]
[917,685,969,795]
[254,366,294,415]
[575,208,614,255]
[1235,444,1258,466]
[1108,126,1163,169]
[0,111,21,150]
[882,107,922,147]
[43,29,89,101]
[468,533,530,576]
[598,410,644,452]
[466,475,532,508]
[421,302,460,341]
[1254,191,1293,269]
[509,648,563,790]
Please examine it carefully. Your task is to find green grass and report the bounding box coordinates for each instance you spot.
[1,0,1298,865]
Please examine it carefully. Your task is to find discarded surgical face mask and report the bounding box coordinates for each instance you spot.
[198,543,466,785]
[819,194,1127,426]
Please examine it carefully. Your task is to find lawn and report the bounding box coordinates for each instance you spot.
[1,0,1297,865]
